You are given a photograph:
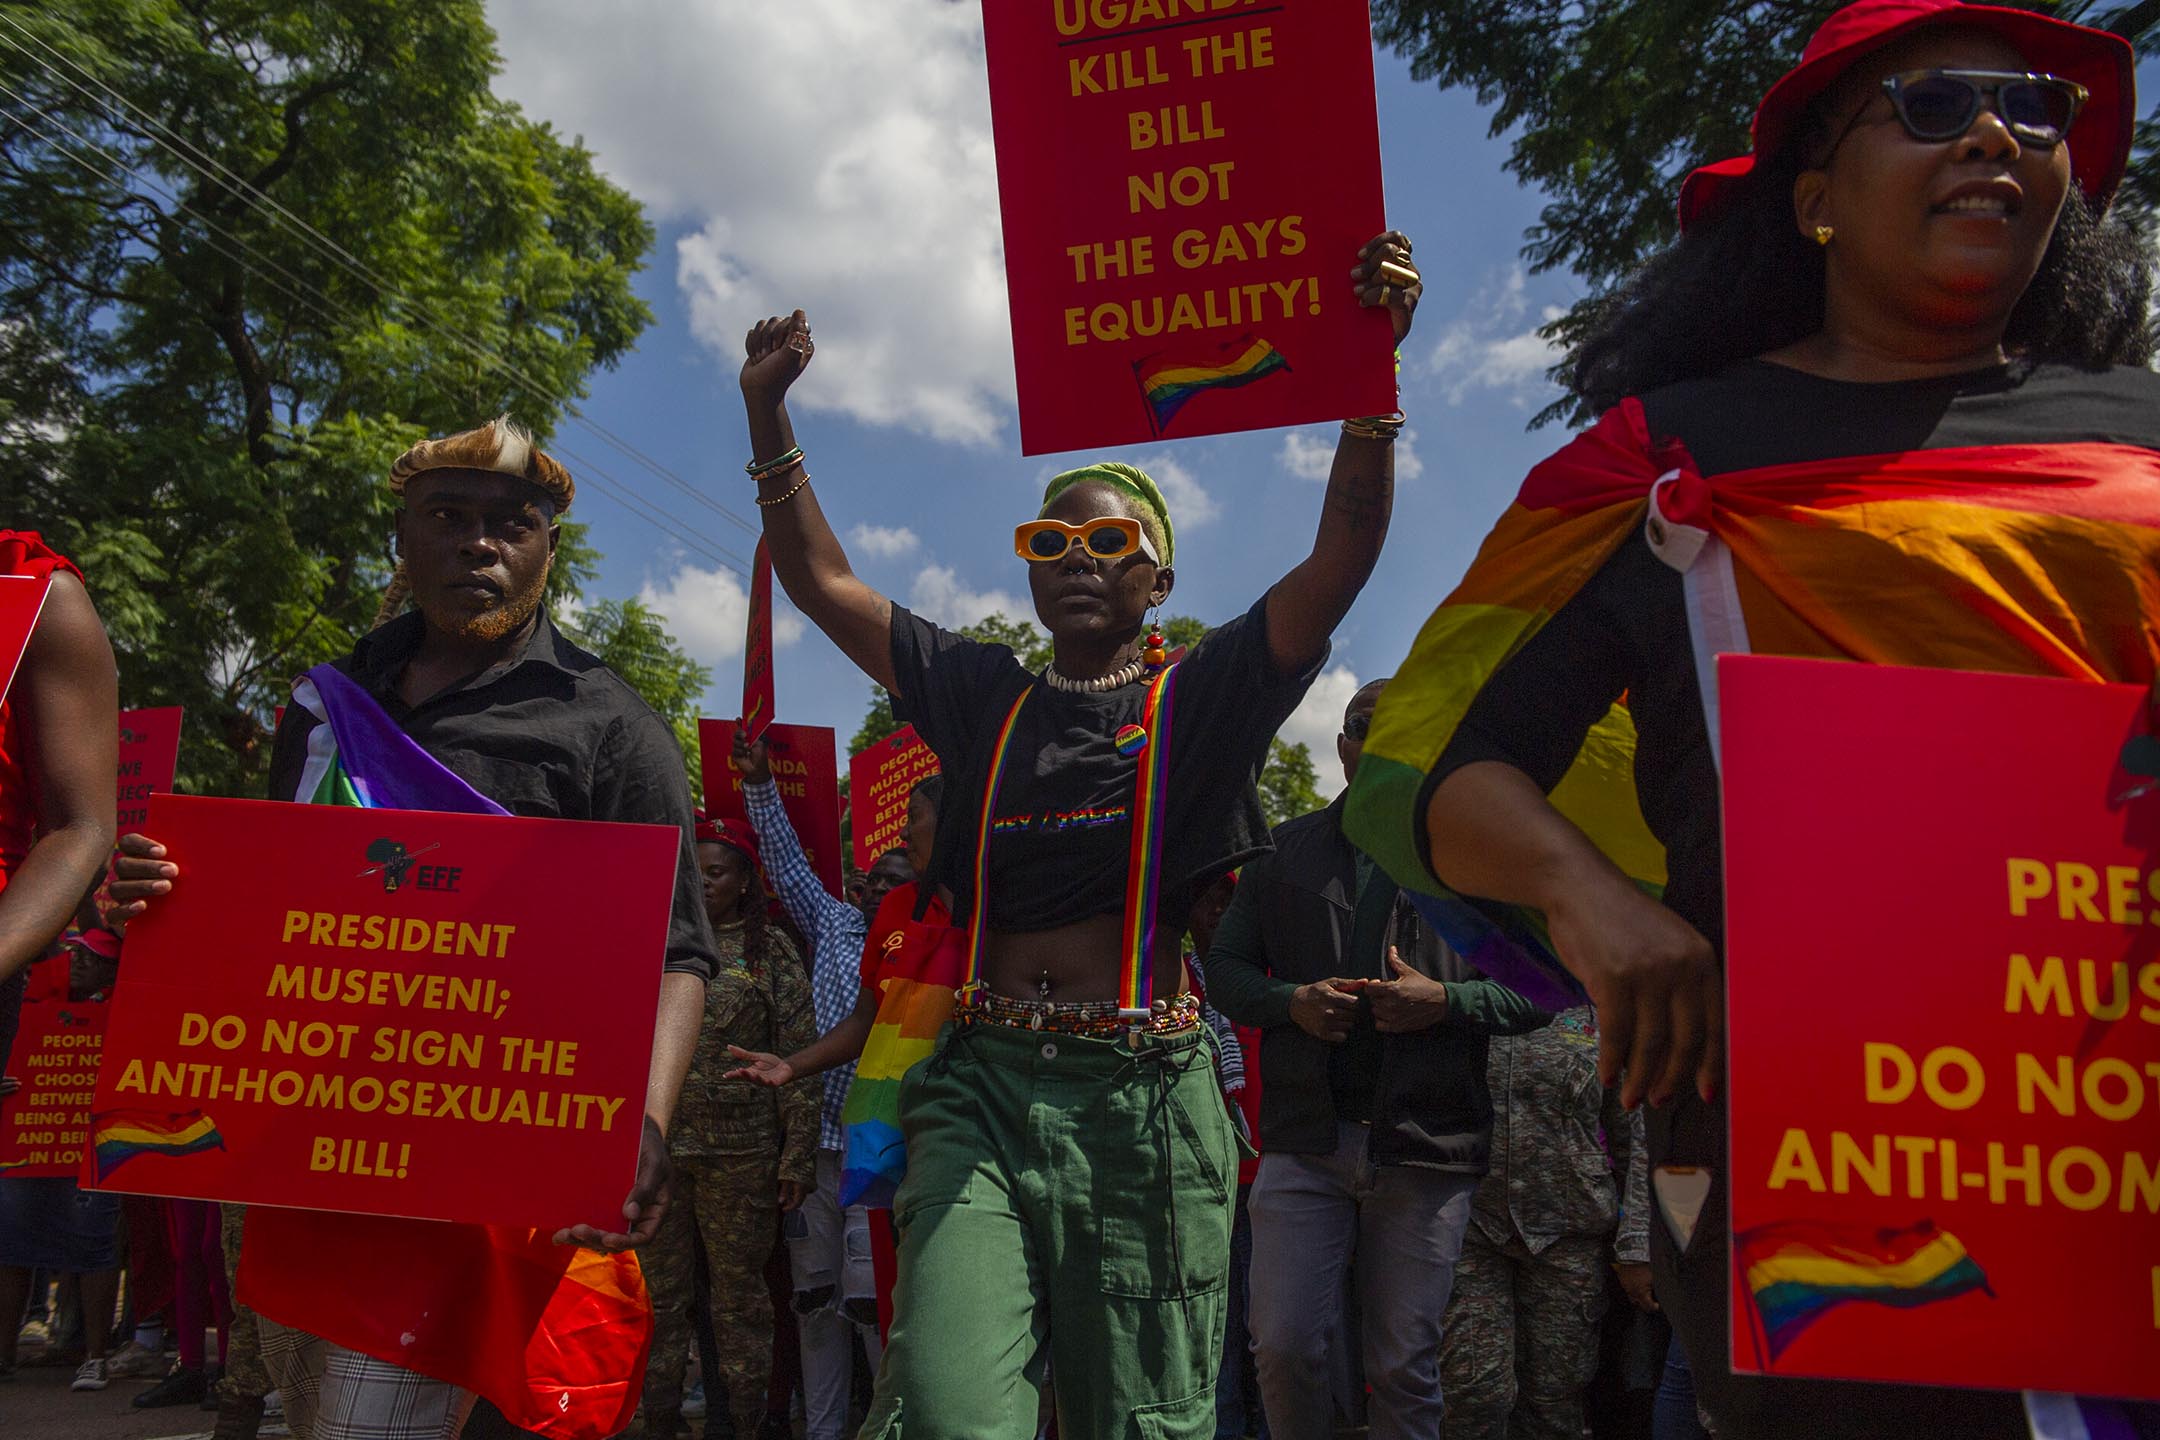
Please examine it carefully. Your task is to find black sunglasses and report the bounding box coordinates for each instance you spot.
[1343,711,1372,742]
[1880,69,2087,147]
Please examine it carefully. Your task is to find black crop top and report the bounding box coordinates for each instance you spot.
[890,596,1323,933]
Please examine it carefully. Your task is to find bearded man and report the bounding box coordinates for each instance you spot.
[111,418,716,1440]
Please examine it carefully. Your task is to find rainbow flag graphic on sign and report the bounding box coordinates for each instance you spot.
[1134,335,1288,434]
[88,1109,224,1181]
[1736,1219,1990,1363]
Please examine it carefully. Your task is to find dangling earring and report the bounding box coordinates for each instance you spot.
[1143,608,1167,670]
[1814,225,1835,247]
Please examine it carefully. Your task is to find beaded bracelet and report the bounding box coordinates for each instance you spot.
[755,471,812,507]
[745,445,806,485]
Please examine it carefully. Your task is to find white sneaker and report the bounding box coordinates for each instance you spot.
[71,1357,110,1392]
[264,1388,285,1418]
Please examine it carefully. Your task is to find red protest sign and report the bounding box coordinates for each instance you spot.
[743,539,776,744]
[983,0,1394,454]
[849,725,941,873]
[117,706,184,833]
[82,794,674,1230]
[701,719,843,895]
[0,573,53,706]
[1720,655,2160,1401]
[0,954,109,1179]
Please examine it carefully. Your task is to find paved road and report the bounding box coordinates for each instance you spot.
[1,1361,292,1440]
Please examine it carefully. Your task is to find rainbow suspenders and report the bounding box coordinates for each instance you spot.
[963,661,1182,1022]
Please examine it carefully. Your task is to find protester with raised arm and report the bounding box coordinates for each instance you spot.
[732,229,1418,1437]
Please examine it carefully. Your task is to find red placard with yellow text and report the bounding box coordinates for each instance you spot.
[1721,655,2160,1400]
[0,954,108,1178]
[117,706,184,833]
[984,0,1394,454]
[82,794,674,1230]
[849,725,941,873]
[701,719,843,894]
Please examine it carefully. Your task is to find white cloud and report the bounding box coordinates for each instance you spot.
[491,0,1012,445]
[1279,426,1424,482]
[848,523,922,561]
[908,564,1032,630]
[1278,427,1334,482]
[1276,664,1366,799]
[637,562,805,666]
[1423,265,1565,409]
[1126,451,1219,534]
[1394,427,1426,481]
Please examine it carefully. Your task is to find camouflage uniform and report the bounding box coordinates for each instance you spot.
[1440,1007,1649,1440]
[641,923,818,1440]
[218,1204,272,1402]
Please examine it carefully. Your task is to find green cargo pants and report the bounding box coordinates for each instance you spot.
[861,1017,1235,1440]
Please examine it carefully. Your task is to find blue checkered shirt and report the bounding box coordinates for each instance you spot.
[743,776,861,1150]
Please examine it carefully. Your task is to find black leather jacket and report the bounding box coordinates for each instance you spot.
[1206,800,1549,1172]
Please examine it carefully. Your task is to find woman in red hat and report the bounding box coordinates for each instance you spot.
[1346,2,2152,1436]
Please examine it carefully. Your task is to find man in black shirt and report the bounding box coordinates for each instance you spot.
[113,418,714,1440]
[1207,679,1547,1440]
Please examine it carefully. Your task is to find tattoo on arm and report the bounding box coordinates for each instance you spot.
[1324,468,1393,536]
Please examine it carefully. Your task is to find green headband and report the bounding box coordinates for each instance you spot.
[1040,462,1174,566]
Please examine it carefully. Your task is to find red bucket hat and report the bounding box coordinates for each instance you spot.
[694,812,761,873]
[1678,0,2134,232]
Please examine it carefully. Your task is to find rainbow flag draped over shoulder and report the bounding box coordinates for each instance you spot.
[89,1109,223,1181]
[1735,1219,1990,1362]
[238,663,650,1440]
[1135,334,1288,434]
[839,883,964,1209]
[1344,396,2160,1004]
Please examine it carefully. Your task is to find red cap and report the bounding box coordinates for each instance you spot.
[694,812,761,872]
[1678,0,2133,232]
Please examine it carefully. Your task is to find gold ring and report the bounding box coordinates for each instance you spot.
[1375,258,1420,289]
[1378,285,1393,307]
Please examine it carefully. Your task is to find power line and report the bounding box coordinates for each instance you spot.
[0,15,763,543]
[0,75,752,577]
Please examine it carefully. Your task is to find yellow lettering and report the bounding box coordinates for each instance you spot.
[2005,953,2071,1016]
[1768,1128,1825,1192]
[2015,1052,2074,1116]
[1864,1041,1915,1103]
[2007,858,2050,915]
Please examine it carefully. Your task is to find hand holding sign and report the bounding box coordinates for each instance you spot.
[1353,232,1422,344]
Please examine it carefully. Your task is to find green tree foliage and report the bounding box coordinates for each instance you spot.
[1369,0,2160,423]
[561,599,711,792]
[1258,739,1326,830]
[0,0,656,794]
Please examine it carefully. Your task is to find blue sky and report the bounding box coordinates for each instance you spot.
[477,6,1691,794]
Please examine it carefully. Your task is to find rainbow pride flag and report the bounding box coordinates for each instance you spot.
[1736,1219,1990,1362]
[1134,334,1288,434]
[840,884,964,1208]
[1343,396,2160,1005]
[88,1109,223,1181]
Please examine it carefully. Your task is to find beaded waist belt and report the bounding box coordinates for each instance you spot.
[955,989,1202,1038]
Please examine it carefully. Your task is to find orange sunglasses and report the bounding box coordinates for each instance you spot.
[1013,517,1161,566]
